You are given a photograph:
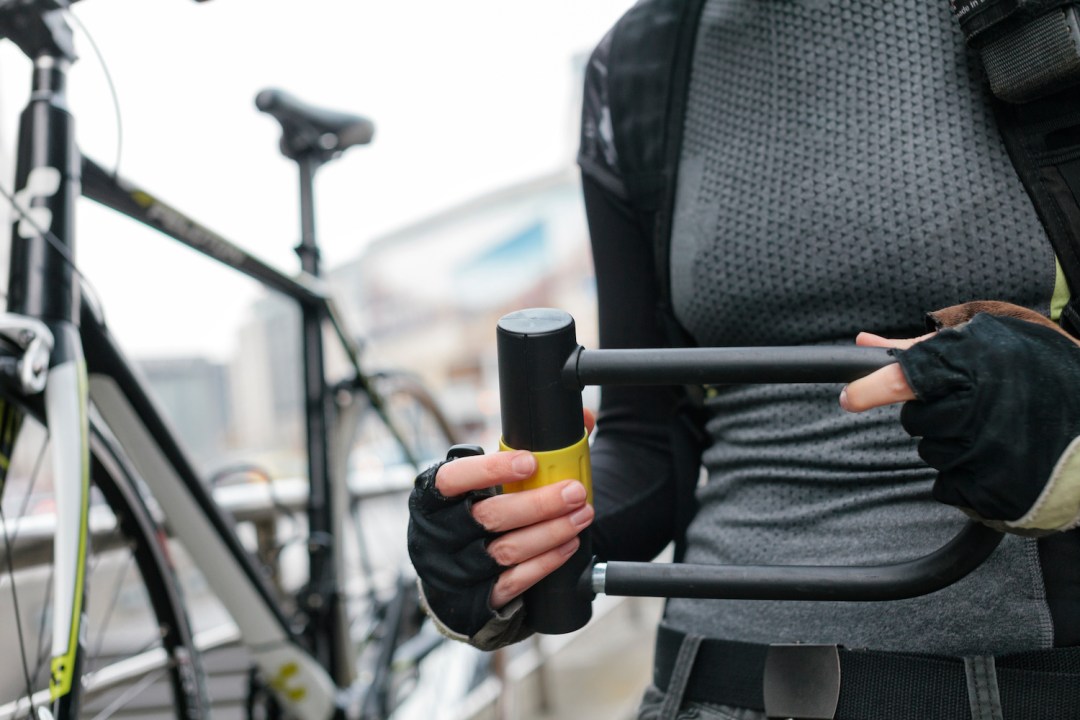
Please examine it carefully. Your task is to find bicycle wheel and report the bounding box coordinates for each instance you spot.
[0,394,207,719]
[341,371,457,596]
[349,370,459,473]
[336,371,461,715]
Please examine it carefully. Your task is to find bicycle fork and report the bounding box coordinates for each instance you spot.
[7,16,90,717]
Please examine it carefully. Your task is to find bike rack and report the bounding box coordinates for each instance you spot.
[496,308,1004,634]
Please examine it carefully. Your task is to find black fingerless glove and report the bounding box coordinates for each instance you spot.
[896,312,1080,533]
[407,446,503,639]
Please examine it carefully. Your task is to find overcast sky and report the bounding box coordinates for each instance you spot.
[0,0,633,358]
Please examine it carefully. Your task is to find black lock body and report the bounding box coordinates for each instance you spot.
[497,308,593,634]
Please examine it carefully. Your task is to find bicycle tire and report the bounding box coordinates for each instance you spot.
[352,370,459,468]
[0,393,207,719]
[342,370,457,594]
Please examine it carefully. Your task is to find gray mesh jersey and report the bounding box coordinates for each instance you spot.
[661,0,1059,654]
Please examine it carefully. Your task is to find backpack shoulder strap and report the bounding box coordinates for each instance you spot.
[952,1,1080,335]
[607,0,707,348]
[994,92,1080,335]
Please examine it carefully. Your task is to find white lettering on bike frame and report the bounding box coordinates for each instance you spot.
[12,167,62,239]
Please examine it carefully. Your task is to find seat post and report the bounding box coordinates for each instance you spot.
[295,154,322,278]
[291,149,342,680]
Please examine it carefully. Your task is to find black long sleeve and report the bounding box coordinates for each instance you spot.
[583,172,705,562]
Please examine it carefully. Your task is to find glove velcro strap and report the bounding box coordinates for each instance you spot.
[1003,433,1080,532]
[417,580,531,651]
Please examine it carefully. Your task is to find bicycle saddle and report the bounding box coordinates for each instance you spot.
[255,87,375,163]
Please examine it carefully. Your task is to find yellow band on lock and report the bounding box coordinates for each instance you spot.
[499,432,592,505]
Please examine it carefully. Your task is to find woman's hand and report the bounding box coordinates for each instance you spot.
[434,415,595,609]
[841,300,1078,413]
[839,306,1080,534]
[407,410,595,643]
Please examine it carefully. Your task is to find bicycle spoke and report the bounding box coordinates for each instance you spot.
[0,504,39,718]
[29,562,54,698]
[88,550,135,672]
[6,436,47,549]
[87,665,169,720]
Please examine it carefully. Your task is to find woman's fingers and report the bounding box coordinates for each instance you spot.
[481,487,593,608]
[840,363,916,412]
[485,500,594,567]
[840,330,937,412]
[431,437,595,610]
[855,330,934,350]
[490,538,582,609]
[475,481,593,609]
[471,479,588,531]
[584,407,596,435]
[435,450,536,497]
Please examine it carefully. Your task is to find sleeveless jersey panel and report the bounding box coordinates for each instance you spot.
[664,0,1057,654]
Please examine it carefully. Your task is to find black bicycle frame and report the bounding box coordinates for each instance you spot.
[80,130,439,697]
[7,17,362,690]
[80,147,439,684]
[496,308,1005,634]
[80,153,346,678]
[2,5,445,714]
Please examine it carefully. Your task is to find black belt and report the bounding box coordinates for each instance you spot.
[654,624,1080,719]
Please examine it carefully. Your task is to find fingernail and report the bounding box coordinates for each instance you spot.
[562,482,586,505]
[511,452,535,476]
[570,506,592,528]
[560,538,580,556]
[838,388,849,411]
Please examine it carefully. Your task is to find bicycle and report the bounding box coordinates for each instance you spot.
[0,2,478,718]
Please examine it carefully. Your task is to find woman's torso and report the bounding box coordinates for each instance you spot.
[664,0,1060,654]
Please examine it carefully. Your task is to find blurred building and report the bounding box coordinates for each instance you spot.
[227,295,306,476]
[227,166,598,460]
[136,356,233,474]
[330,166,597,440]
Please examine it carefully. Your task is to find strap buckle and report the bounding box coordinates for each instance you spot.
[763,644,840,719]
